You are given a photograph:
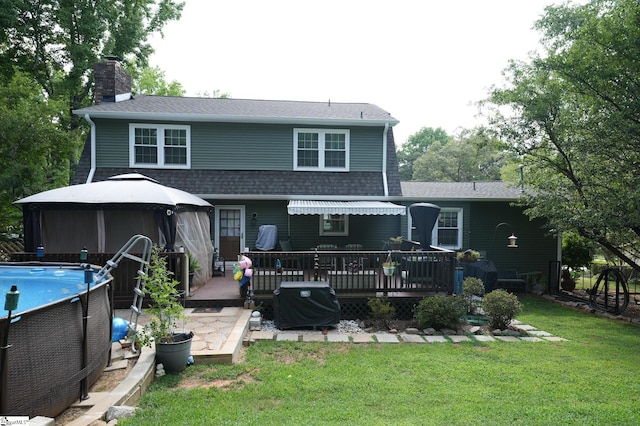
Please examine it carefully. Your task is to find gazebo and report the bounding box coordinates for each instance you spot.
[15,173,214,285]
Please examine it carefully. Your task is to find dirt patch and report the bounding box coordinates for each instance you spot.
[178,372,258,391]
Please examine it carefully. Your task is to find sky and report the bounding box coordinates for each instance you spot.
[148,0,559,145]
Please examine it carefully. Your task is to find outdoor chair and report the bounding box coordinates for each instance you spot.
[278,240,301,269]
[496,269,526,293]
[316,244,338,271]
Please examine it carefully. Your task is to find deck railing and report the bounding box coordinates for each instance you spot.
[246,249,456,296]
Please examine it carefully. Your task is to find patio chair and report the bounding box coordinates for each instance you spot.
[279,240,301,269]
[496,269,526,293]
[316,244,338,271]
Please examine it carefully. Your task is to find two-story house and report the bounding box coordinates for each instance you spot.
[72,59,407,262]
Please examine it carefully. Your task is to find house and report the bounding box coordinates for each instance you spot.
[70,59,558,295]
[71,59,407,262]
[400,181,560,290]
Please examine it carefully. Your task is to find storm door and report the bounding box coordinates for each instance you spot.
[217,206,245,260]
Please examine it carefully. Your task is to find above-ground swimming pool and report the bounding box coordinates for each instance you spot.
[0,263,113,418]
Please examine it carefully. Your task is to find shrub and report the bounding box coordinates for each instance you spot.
[367,296,396,328]
[414,295,465,330]
[482,290,523,330]
[462,277,485,314]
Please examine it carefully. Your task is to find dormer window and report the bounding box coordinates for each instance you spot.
[293,128,349,171]
[129,123,190,168]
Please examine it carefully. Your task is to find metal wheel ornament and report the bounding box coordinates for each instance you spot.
[589,267,629,315]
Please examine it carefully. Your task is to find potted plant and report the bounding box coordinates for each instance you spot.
[382,253,397,276]
[135,245,193,373]
[456,249,480,263]
[388,236,404,250]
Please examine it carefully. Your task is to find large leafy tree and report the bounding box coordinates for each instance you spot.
[412,128,508,181]
[0,71,79,232]
[0,0,184,128]
[128,63,186,96]
[0,0,183,234]
[486,0,640,271]
[397,127,450,180]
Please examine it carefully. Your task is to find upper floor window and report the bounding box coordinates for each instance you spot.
[129,124,190,168]
[294,128,349,171]
[319,214,349,236]
[431,209,463,250]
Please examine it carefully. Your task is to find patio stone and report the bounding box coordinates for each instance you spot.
[351,334,374,343]
[495,336,521,342]
[473,335,496,342]
[449,335,472,343]
[543,336,569,342]
[373,333,400,343]
[250,331,274,341]
[519,337,544,342]
[276,333,300,342]
[326,334,350,343]
[399,334,426,343]
[424,335,448,343]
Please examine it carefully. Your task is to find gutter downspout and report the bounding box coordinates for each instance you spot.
[84,114,96,183]
[382,122,389,197]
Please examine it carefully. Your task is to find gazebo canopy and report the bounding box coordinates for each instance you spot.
[15,173,212,208]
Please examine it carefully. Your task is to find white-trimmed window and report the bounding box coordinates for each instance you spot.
[294,128,349,171]
[319,214,349,236]
[129,123,190,168]
[431,209,463,250]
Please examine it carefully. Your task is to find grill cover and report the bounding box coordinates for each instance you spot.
[273,281,340,329]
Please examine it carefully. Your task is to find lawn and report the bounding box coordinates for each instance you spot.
[121,297,640,425]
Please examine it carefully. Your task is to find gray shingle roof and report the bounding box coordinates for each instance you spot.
[73,96,399,126]
[79,168,400,198]
[401,181,524,201]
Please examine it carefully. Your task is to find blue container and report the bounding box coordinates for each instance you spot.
[454,267,464,294]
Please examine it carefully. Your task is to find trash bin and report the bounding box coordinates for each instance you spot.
[273,281,340,329]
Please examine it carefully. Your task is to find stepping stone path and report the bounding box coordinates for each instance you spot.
[247,321,567,344]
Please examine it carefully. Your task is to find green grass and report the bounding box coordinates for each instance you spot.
[121,297,640,425]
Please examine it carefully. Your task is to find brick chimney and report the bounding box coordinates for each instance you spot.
[93,57,132,104]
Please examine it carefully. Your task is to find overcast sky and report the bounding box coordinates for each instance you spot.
[149,0,559,145]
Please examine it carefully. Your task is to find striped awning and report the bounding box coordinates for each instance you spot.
[287,200,406,216]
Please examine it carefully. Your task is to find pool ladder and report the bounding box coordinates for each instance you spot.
[97,234,153,351]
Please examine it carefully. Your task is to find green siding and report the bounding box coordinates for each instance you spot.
[468,202,557,275]
[93,119,385,171]
[94,119,129,167]
[401,200,557,278]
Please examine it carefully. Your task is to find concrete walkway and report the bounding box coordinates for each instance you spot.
[246,319,567,344]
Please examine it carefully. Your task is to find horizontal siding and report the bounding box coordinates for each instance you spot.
[95,119,129,167]
[349,127,384,172]
[93,119,385,171]
[469,202,557,275]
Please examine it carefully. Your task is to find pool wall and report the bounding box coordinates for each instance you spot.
[0,264,112,417]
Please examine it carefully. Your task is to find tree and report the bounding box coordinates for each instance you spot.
[0,0,184,128]
[0,71,79,233]
[411,128,508,181]
[129,64,186,96]
[0,0,183,194]
[485,0,640,271]
[562,231,593,270]
[396,127,450,180]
